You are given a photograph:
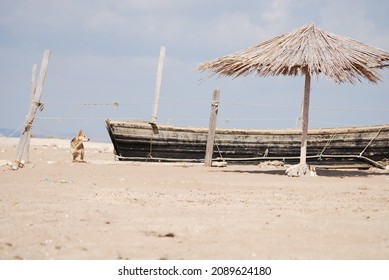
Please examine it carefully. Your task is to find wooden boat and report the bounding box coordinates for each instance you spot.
[105,119,389,167]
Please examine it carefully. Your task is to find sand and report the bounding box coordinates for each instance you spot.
[0,137,389,260]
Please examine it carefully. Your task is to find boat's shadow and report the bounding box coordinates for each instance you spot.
[315,169,388,177]
[216,168,388,177]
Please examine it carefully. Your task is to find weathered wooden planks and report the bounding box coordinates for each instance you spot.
[105,119,389,165]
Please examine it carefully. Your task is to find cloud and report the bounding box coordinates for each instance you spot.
[0,1,295,58]
[319,0,373,34]
[85,9,128,31]
[261,0,292,24]
[318,0,389,50]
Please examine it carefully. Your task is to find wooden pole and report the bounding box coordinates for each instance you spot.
[23,64,37,163]
[299,73,311,165]
[30,64,37,100]
[298,93,304,129]
[15,50,51,165]
[204,88,220,166]
[150,46,166,124]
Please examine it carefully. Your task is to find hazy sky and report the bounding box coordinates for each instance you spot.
[1,0,388,141]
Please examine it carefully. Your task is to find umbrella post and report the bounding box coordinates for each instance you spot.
[286,73,312,177]
[300,73,311,165]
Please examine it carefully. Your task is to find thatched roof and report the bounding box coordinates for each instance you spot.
[198,24,389,84]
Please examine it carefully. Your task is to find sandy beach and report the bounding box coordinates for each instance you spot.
[0,136,388,260]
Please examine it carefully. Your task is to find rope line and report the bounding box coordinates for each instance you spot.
[359,128,382,157]
[38,101,389,112]
[34,117,145,121]
[115,154,386,169]
[219,102,389,112]
[33,116,385,130]
[42,101,208,106]
[318,133,337,159]
[8,123,25,137]
[147,131,154,161]
[213,137,225,161]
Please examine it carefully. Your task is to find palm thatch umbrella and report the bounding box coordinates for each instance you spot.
[198,23,389,174]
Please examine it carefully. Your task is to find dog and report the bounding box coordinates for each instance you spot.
[70,130,90,162]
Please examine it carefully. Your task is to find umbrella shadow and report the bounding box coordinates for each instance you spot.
[314,168,388,178]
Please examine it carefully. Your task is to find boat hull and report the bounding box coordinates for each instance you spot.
[105,120,389,165]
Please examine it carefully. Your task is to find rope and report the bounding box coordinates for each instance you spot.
[42,101,208,107]
[224,118,296,122]
[317,133,337,159]
[35,117,140,121]
[0,123,25,147]
[5,123,25,138]
[359,128,382,157]
[115,154,386,169]
[21,116,37,134]
[117,155,203,163]
[213,137,225,161]
[220,102,389,112]
[264,135,275,157]
[32,101,44,111]
[213,154,386,169]
[36,100,389,113]
[147,131,154,162]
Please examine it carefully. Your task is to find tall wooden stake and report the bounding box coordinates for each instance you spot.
[204,88,220,166]
[150,46,166,124]
[15,50,51,166]
[299,73,311,165]
[23,64,37,163]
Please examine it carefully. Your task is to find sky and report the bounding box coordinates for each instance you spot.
[1,0,388,142]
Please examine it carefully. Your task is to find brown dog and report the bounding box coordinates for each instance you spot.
[70,130,90,162]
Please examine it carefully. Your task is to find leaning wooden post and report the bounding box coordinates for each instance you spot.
[15,50,51,167]
[204,88,220,166]
[22,64,37,163]
[299,72,311,165]
[150,46,166,124]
